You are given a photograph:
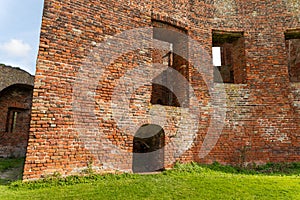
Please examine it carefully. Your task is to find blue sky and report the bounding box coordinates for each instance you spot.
[0,0,44,75]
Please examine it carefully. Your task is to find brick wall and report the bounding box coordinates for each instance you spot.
[0,65,34,158]
[24,0,300,180]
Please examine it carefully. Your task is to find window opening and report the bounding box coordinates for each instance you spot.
[151,20,189,107]
[285,30,300,82]
[212,30,246,84]
[6,108,28,133]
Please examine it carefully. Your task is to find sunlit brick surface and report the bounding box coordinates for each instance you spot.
[24,0,300,180]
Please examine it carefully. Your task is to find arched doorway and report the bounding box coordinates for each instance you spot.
[0,84,33,158]
[132,124,165,173]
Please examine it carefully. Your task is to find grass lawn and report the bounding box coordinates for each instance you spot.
[0,161,299,200]
[0,158,24,185]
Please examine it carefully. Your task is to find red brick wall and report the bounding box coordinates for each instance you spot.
[0,85,33,158]
[24,0,300,180]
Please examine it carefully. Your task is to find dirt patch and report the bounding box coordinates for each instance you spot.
[0,167,23,183]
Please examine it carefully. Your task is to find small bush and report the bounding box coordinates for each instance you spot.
[253,162,300,175]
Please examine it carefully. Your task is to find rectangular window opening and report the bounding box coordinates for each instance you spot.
[151,20,189,107]
[285,30,300,82]
[6,107,27,133]
[212,30,246,84]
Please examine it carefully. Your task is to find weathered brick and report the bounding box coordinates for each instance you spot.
[23,0,300,180]
[0,65,34,158]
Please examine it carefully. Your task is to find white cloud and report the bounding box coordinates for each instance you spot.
[0,39,32,58]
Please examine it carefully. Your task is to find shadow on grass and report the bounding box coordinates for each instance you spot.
[0,158,25,185]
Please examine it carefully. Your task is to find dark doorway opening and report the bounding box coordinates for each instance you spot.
[132,124,165,173]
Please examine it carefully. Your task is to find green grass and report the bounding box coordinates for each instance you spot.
[0,158,24,172]
[0,158,24,185]
[0,161,299,200]
[197,161,300,175]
